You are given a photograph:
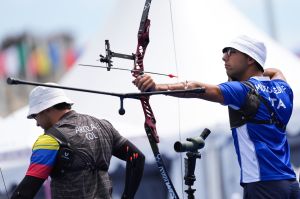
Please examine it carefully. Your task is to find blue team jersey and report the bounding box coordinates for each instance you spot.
[219,76,295,183]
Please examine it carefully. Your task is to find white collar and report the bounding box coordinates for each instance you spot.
[250,76,270,81]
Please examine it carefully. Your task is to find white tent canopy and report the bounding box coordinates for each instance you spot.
[1,0,300,161]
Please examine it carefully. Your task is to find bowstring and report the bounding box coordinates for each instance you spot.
[0,167,9,199]
[168,0,185,197]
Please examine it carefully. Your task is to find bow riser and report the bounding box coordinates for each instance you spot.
[133,0,179,198]
[141,97,159,143]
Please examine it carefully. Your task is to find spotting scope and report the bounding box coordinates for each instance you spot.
[174,128,211,152]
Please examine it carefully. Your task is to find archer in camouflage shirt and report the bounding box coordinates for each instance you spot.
[11,84,145,199]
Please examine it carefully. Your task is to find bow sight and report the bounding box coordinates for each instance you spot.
[100,40,135,71]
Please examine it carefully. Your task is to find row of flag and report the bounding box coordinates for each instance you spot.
[0,34,80,79]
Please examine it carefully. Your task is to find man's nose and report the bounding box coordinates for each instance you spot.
[222,53,228,62]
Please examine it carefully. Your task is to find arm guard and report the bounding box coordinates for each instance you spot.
[113,140,145,199]
[10,175,45,199]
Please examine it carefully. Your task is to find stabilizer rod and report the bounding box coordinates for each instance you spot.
[7,77,205,115]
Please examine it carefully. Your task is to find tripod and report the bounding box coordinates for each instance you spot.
[174,128,211,199]
[184,151,201,199]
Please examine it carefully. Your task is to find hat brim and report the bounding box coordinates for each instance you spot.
[27,96,73,119]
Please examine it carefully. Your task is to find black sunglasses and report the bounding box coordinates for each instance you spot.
[223,48,238,57]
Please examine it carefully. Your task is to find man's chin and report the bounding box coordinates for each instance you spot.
[227,74,238,81]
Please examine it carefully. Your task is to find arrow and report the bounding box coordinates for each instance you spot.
[79,64,177,78]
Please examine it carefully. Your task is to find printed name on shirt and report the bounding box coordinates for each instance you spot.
[255,84,286,94]
[75,123,99,140]
[255,83,287,110]
[268,97,287,109]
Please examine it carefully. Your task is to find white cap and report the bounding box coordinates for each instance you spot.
[222,35,266,71]
[27,83,74,119]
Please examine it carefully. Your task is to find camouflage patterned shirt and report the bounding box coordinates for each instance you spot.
[50,110,127,199]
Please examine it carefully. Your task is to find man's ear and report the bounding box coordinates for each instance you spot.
[247,56,256,65]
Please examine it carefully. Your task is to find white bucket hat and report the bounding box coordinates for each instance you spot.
[27,83,74,119]
[222,35,266,71]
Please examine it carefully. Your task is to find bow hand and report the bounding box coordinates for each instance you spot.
[132,74,156,92]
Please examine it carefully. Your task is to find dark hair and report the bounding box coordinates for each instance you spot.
[244,54,264,72]
[52,102,72,110]
[254,61,264,72]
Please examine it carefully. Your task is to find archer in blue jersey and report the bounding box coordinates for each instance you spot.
[219,77,295,182]
[133,35,300,199]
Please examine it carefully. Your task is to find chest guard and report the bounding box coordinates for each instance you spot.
[46,127,98,178]
[228,81,286,130]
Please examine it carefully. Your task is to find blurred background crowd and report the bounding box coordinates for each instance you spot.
[0,32,80,116]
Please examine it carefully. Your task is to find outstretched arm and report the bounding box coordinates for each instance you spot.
[263,68,286,81]
[133,75,224,103]
[113,140,145,199]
